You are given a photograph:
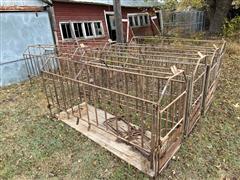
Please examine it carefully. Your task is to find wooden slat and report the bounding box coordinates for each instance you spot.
[59,105,155,177]
[0,6,44,12]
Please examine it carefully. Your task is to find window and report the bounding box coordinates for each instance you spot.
[94,22,103,36]
[73,23,84,38]
[134,16,139,26]
[128,13,150,28]
[60,21,104,40]
[84,22,94,37]
[139,15,144,26]
[144,14,149,25]
[60,23,73,39]
[129,16,134,27]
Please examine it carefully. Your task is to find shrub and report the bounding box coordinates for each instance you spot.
[223,16,240,38]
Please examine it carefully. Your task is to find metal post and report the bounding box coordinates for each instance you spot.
[201,65,210,116]
[184,76,192,136]
[113,0,124,43]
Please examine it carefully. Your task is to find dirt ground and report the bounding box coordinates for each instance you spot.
[0,42,239,179]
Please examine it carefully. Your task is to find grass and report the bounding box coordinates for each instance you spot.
[0,42,240,179]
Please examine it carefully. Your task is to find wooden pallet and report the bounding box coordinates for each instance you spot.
[58,104,155,177]
[57,104,181,177]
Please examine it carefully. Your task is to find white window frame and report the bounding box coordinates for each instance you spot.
[93,21,105,37]
[127,13,150,28]
[59,22,74,40]
[59,20,105,41]
[72,22,85,39]
[82,21,95,39]
[104,11,114,37]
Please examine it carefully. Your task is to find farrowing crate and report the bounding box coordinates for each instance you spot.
[104,43,220,65]
[116,37,226,114]
[81,47,207,135]
[23,41,110,80]
[23,36,226,177]
[41,56,188,177]
[23,45,56,79]
[130,36,226,54]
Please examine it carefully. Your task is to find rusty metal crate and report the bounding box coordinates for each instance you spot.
[22,37,226,177]
[23,45,56,79]
[41,55,188,177]
[108,43,216,56]
[23,42,109,80]
[131,36,226,54]
[23,37,225,135]
[43,41,207,136]
[81,46,207,135]
[104,43,221,66]
[124,37,226,115]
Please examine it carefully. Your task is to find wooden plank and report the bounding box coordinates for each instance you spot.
[158,140,181,174]
[58,105,155,177]
[0,6,44,12]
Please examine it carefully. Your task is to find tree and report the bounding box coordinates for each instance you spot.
[162,0,178,10]
[178,0,205,9]
[159,0,239,34]
[206,0,233,34]
[179,0,236,34]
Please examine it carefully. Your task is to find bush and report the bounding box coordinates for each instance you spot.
[223,16,240,37]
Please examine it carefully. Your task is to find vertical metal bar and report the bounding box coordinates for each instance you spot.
[77,82,82,119]
[165,108,169,134]
[201,65,210,116]
[135,74,139,109]
[172,101,176,128]
[69,77,76,114]
[150,104,156,170]
[92,87,99,126]
[83,84,91,129]
[184,77,192,136]
[52,73,60,110]
[141,99,144,148]
[41,73,53,117]
[124,73,131,139]
[60,77,68,115]
[47,74,55,109]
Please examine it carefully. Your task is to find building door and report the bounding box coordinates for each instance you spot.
[105,13,117,41]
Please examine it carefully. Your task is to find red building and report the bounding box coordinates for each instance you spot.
[51,0,163,44]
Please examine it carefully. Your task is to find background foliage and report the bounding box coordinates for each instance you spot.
[223,16,240,37]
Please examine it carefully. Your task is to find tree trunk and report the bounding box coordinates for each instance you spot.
[207,0,233,34]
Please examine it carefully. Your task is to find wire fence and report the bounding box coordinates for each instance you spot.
[159,10,205,35]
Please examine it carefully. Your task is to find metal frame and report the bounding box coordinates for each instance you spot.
[23,36,226,177]
[130,36,226,115]
[82,45,207,135]
[40,54,187,176]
